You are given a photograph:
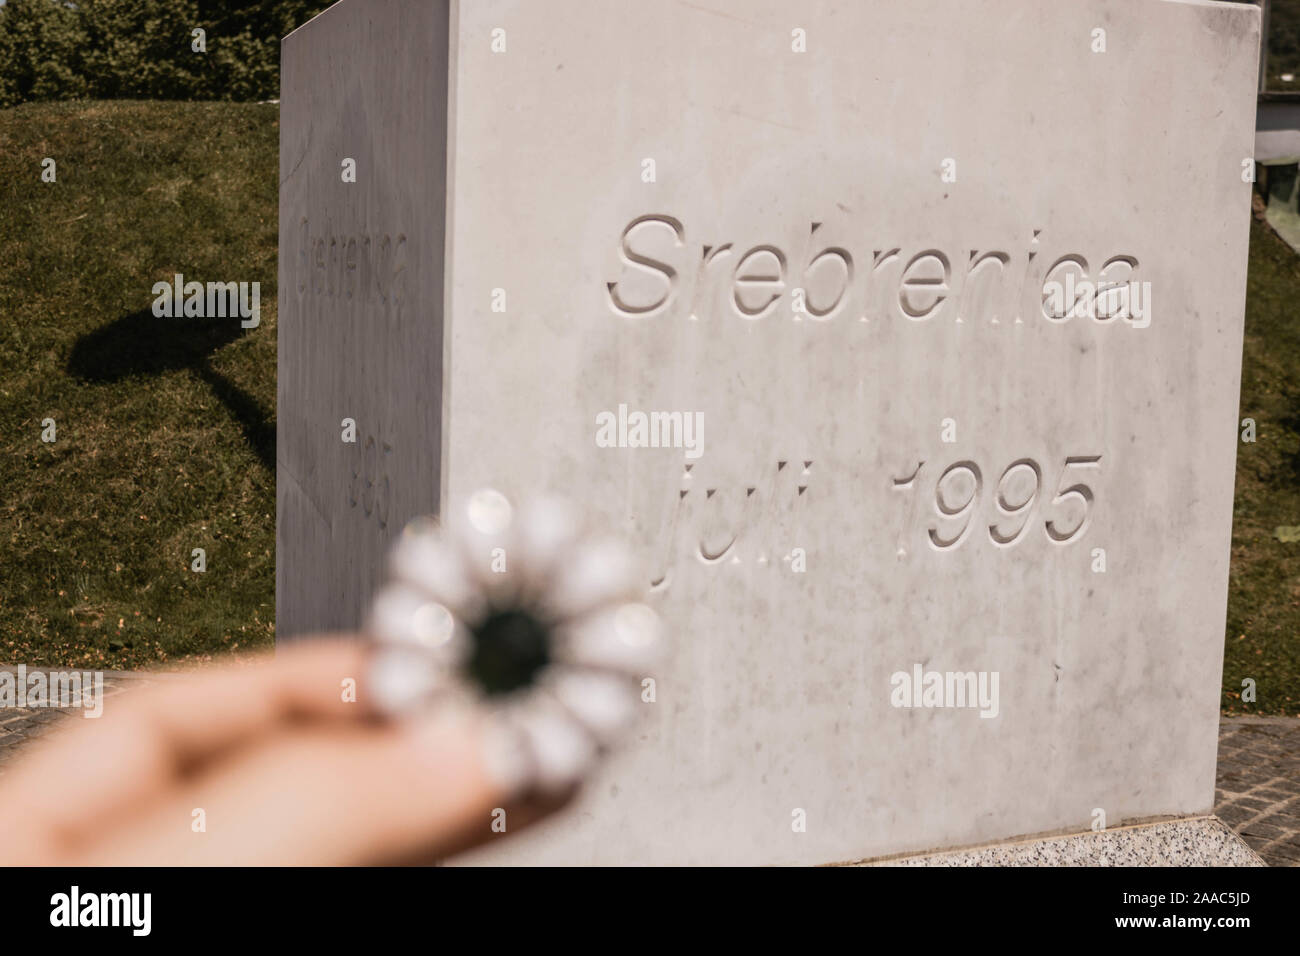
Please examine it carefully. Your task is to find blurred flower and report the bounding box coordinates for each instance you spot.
[367,489,661,796]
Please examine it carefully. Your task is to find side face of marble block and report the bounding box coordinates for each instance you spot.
[278,0,450,636]
[280,0,1260,865]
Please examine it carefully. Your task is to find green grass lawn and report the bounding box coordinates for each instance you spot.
[1,100,1298,713]
[1224,214,1300,716]
[0,100,278,669]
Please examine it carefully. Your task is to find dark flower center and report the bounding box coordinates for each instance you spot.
[468,610,551,696]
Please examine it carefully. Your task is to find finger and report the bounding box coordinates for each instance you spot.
[0,636,373,854]
[74,706,570,866]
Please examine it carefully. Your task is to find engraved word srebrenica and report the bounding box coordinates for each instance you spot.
[606,214,1149,326]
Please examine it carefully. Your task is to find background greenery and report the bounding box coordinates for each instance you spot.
[0,0,331,107]
[1264,0,1300,89]
[0,0,1295,102]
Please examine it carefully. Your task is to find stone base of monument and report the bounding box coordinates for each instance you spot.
[850,817,1262,867]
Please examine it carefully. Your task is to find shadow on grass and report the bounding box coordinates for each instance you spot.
[66,308,274,471]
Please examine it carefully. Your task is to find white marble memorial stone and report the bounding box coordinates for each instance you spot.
[278,0,1261,864]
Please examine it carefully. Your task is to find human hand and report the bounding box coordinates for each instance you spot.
[0,638,564,866]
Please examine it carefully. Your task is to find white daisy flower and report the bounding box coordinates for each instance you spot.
[366,489,662,796]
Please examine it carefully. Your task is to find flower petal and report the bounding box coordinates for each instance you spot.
[480,711,535,797]
[547,669,639,745]
[389,526,487,623]
[366,584,469,662]
[555,602,663,676]
[513,495,583,590]
[510,696,598,794]
[448,488,532,609]
[543,536,643,619]
[367,644,445,716]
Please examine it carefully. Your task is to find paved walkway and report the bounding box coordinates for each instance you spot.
[0,670,1297,865]
[1214,716,1300,866]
